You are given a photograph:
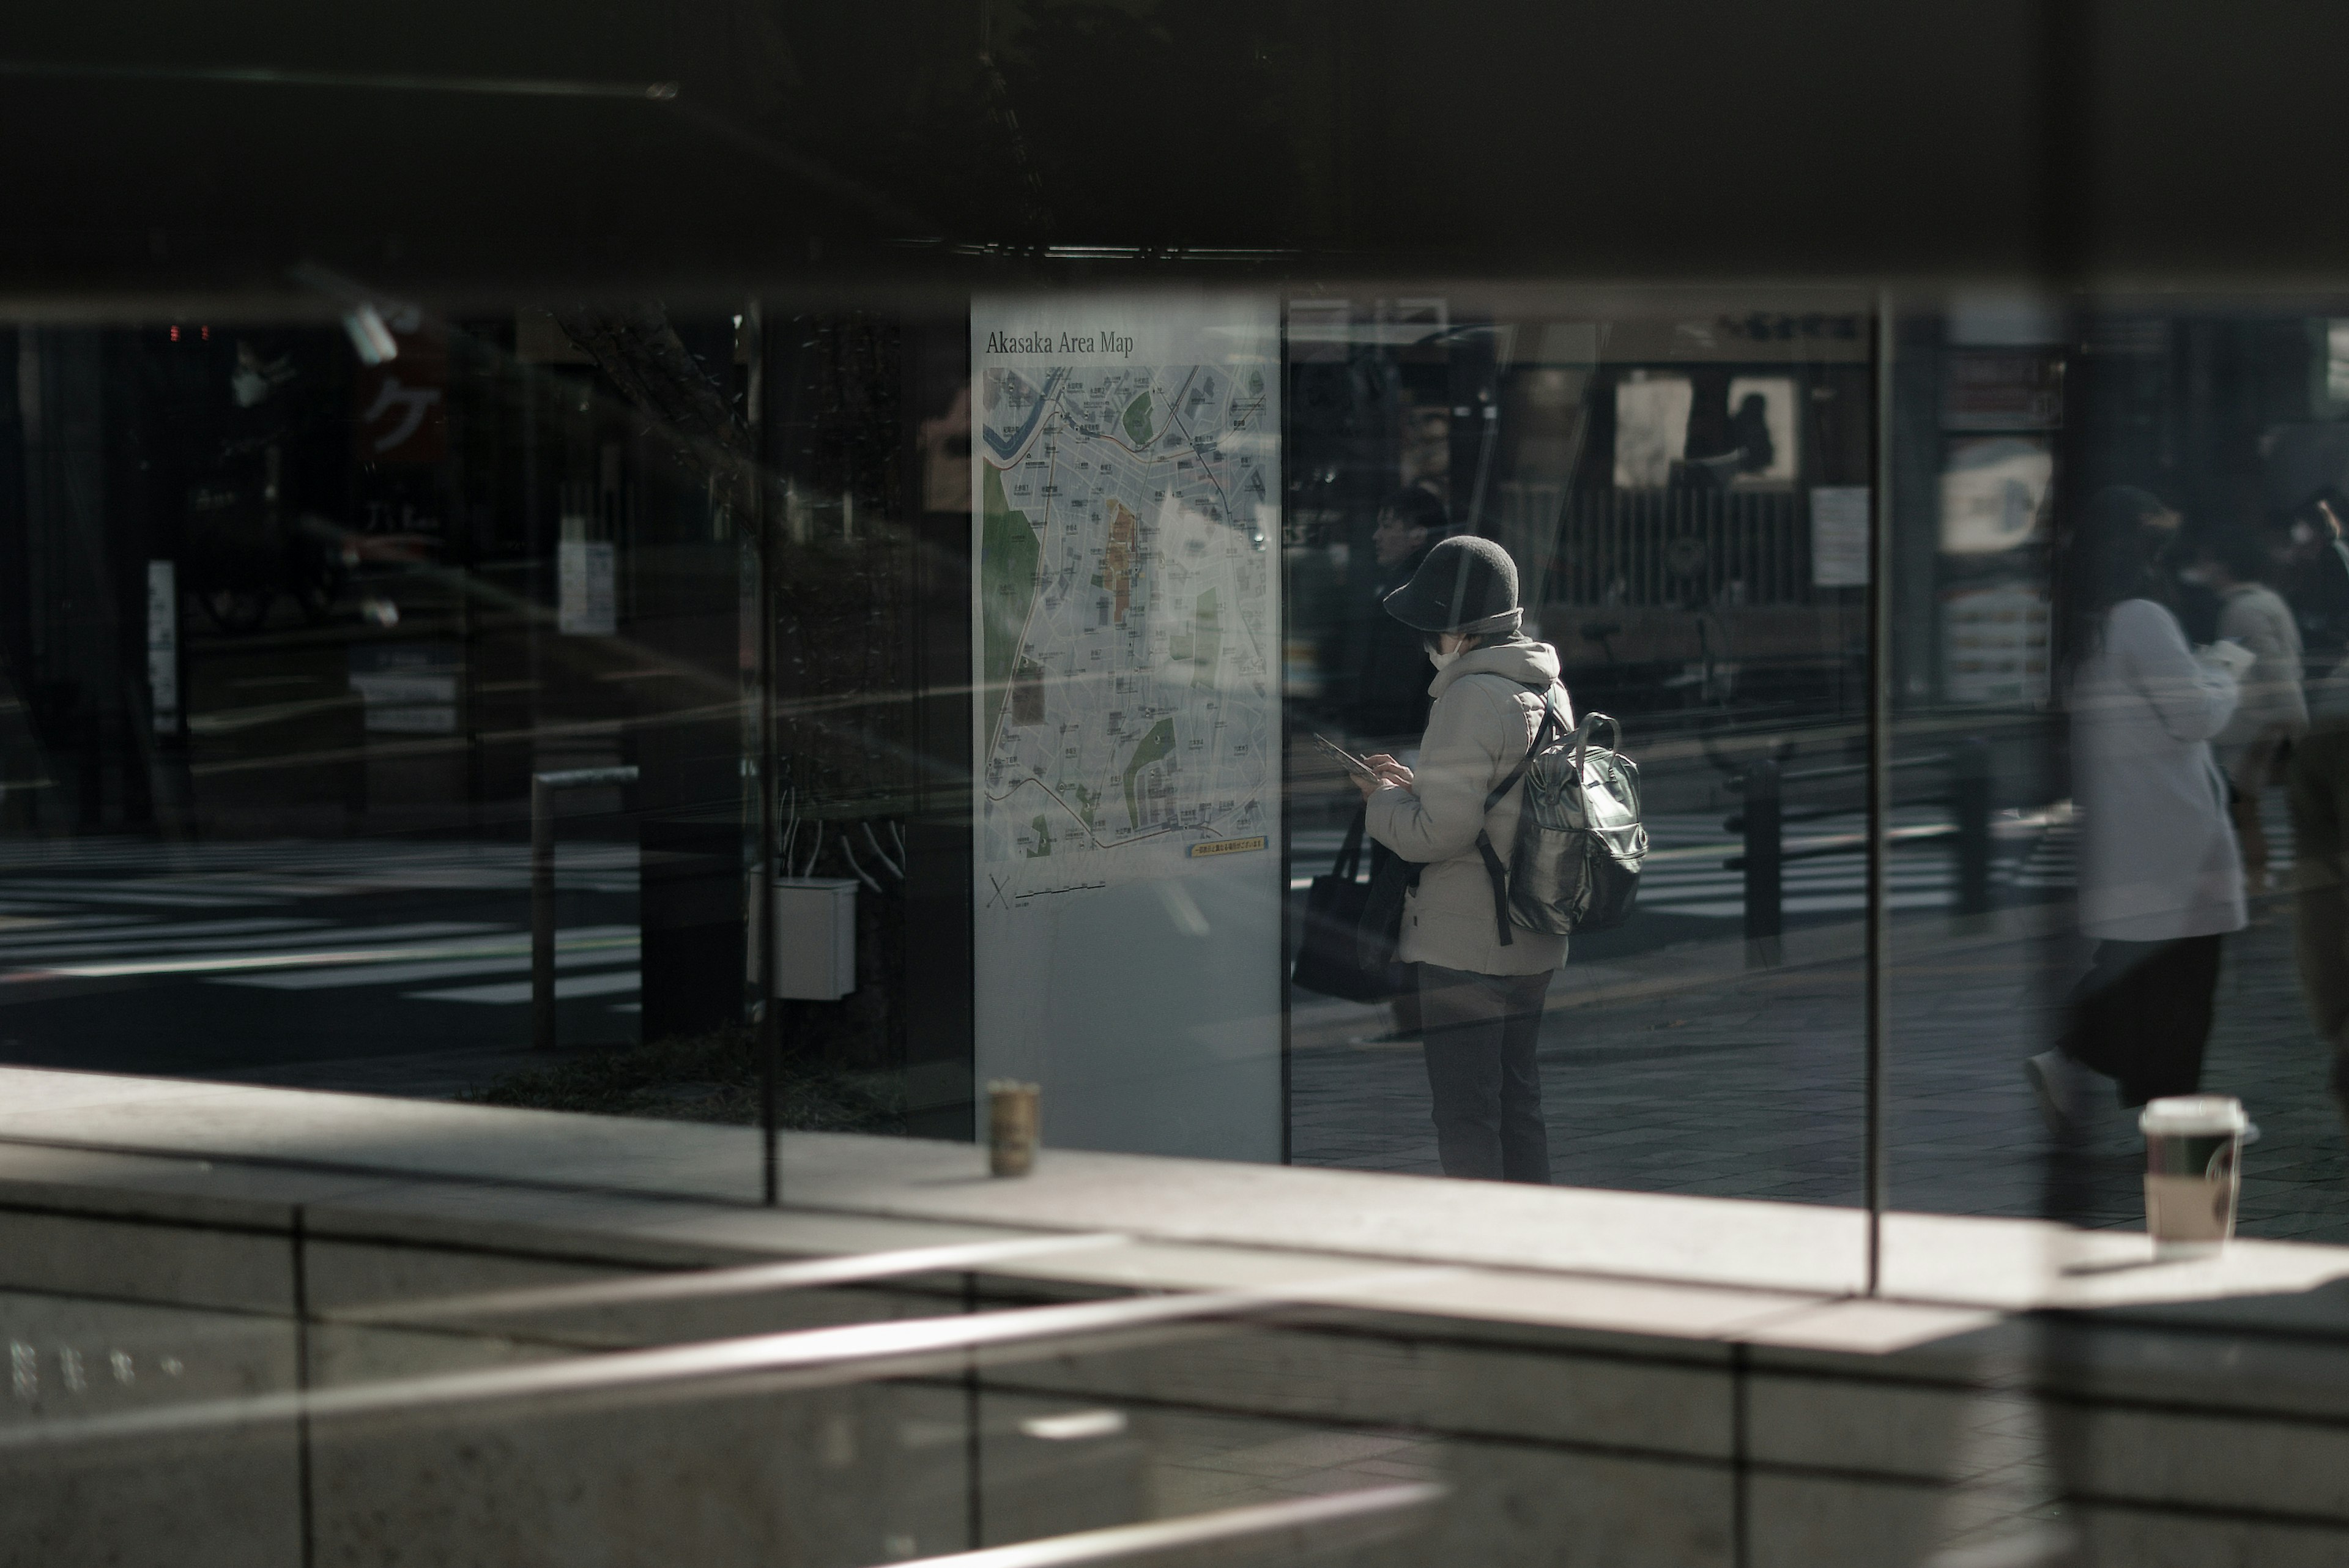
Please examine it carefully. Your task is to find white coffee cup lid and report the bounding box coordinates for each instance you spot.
[2139,1095,2249,1135]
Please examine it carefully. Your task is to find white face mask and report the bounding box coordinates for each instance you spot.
[1427,639,1460,671]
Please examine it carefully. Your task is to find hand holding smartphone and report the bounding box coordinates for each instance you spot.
[1314,733,1378,779]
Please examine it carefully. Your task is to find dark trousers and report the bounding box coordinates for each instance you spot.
[1418,964,1554,1183]
[2059,935,2224,1106]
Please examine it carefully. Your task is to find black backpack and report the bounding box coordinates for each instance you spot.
[1472,690,1647,945]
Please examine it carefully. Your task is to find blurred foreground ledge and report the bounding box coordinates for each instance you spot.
[3,1068,2349,1562]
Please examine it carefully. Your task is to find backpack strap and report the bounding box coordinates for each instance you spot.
[1472,683,1566,948]
[1481,686,1566,817]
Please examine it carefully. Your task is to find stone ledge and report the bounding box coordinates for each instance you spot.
[1,1067,2347,1357]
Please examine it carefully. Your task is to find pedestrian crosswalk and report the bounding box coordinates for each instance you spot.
[213,925,639,995]
[1627,808,2038,919]
[1286,804,2230,923]
[0,838,641,1009]
[2008,822,2076,893]
[0,797,2295,1017]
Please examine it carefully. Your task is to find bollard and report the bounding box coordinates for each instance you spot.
[1953,738,1992,917]
[530,765,639,1052]
[1741,757,1782,967]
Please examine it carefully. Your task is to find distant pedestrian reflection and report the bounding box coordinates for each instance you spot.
[2031,487,2246,1127]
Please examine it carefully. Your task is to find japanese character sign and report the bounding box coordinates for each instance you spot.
[353,307,447,463]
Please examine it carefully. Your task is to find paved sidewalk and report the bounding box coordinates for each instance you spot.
[1291,894,2349,1244]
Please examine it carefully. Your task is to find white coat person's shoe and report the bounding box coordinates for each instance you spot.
[2024,1050,2090,1135]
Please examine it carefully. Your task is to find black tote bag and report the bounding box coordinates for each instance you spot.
[1291,806,1414,1001]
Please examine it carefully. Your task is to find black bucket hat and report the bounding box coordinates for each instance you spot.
[1382,534,1521,636]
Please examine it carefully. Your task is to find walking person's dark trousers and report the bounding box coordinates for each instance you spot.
[2059,935,2224,1106]
[1418,964,1554,1182]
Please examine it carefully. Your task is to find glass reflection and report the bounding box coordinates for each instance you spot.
[0,307,944,1140]
[1285,291,1871,1219]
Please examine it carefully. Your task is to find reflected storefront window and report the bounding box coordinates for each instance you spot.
[0,306,959,1137]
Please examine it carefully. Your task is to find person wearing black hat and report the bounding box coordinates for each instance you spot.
[1351,534,1569,1183]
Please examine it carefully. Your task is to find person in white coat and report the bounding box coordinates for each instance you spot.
[1353,535,1567,1182]
[2030,488,2246,1123]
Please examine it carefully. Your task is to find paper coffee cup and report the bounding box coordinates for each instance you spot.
[988,1080,1040,1177]
[2138,1096,2255,1258]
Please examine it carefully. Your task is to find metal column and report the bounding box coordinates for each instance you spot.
[1865,294,1895,1296]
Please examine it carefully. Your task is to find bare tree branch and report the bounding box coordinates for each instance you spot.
[551,305,751,490]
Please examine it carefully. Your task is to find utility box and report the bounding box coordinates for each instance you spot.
[774,877,858,1000]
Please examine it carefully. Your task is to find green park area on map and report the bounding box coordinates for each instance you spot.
[980,464,1041,740]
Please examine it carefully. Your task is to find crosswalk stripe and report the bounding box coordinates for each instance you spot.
[1642,864,1971,885]
[0,920,432,963]
[221,939,640,992]
[32,924,636,981]
[0,913,167,938]
[0,917,327,954]
[1653,890,1967,918]
[0,838,637,896]
[0,921,503,967]
[0,841,637,868]
[0,885,274,908]
[407,969,642,1005]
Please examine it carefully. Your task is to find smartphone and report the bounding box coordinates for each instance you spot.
[1313,733,1378,778]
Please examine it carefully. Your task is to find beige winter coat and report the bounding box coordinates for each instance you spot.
[2073,598,2244,941]
[1366,637,1571,976]
[2211,581,2307,784]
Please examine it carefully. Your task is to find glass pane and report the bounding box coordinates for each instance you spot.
[0,308,836,1198]
[1891,296,2349,1243]
[1281,287,1872,1267]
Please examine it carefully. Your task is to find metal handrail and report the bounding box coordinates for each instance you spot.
[1726,792,1949,831]
[1731,740,1993,966]
[1729,752,1947,791]
[1724,822,1958,870]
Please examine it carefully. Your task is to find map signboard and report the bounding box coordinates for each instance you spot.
[971,294,1283,1159]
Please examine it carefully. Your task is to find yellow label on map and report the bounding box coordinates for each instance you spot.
[1187,836,1268,858]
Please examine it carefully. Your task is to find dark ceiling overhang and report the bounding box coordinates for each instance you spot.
[0,1,2341,305]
